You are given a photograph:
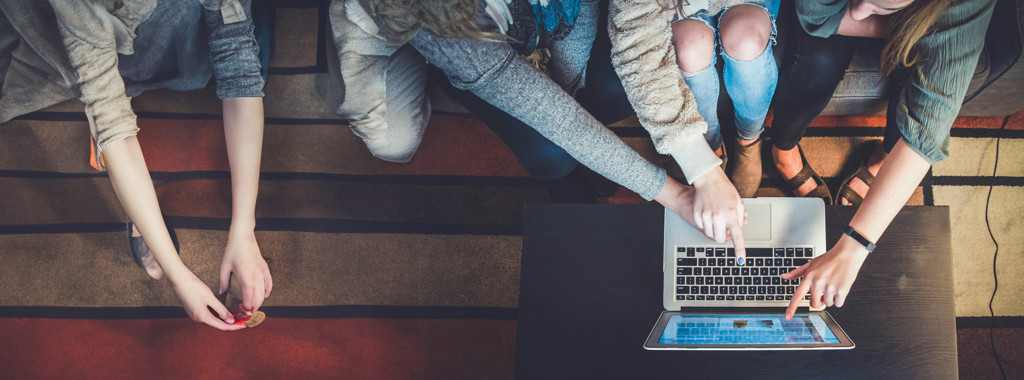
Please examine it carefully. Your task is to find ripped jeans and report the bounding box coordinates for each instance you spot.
[677,0,779,151]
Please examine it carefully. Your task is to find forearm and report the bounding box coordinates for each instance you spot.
[409,29,668,200]
[222,97,264,233]
[471,61,668,200]
[836,11,890,38]
[608,0,704,144]
[847,139,930,243]
[607,0,720,183]
[654,177,694,223]
[103,137,193,282]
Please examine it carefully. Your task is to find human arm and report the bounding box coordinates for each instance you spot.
[836,9,891,37]
[607,0,746,255]
[50,0,241,330]
[782,0,996,318]
[796,0,891,38]
[782,139,928,318]
[219,98,271,316]
[328,0,400,141]
[203,0,272,315]
[103,138,244,331]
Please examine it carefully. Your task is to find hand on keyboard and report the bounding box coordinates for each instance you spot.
[781,236,871,320]
[690,167,747,262]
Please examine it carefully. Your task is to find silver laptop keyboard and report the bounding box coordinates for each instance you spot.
[675,247,813,302]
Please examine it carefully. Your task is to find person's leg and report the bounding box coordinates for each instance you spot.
[573,0,634,125]
[429,66,578,180]
[329,0,429,163]
[768,3,856,196]
[547,0,598,94]
[372,44,431,163]
[719,4,775,143]
[672,14,723,153]
[718,3,776,197]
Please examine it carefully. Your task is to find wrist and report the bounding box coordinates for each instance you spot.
[843,225,876,253]
[691,166,725,188]
[164,265,197,285]
[667,135,722,185]
[228,218,256,236]
[654,177,687,209]
[836,234,871,261]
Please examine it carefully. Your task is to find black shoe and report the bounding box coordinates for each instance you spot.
[128,217,180,270]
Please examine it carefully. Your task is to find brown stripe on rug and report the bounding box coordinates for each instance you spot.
[0,178,122,225]
[271,8,321,68]
[0,120,93,173]
[0,230,522,309]
[0,232,178,307]
[156,179,548,226]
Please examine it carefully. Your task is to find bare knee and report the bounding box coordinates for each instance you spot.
[671,19,715,74]
[720,4,771,62]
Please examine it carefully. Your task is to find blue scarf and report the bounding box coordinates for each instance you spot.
[531,0,579,33]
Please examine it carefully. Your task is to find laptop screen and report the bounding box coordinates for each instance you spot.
[658,314,839,345]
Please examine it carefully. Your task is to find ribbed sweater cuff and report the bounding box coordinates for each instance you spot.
[668,134,722,185]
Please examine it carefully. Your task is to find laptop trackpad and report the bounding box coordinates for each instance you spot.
[741,202,771,241]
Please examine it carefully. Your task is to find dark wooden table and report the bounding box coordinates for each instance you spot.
[516,204,956,379]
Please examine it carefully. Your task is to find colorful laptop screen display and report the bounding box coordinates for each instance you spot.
[659,314,840,345]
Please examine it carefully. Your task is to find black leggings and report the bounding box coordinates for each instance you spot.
[770,3,905,153]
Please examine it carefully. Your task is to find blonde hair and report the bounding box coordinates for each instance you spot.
[369,0,504,41]
[880,0,953,76]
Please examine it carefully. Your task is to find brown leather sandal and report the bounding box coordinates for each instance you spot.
[779,144,833,205]
[836,140,882,206]
[836,166,874,206]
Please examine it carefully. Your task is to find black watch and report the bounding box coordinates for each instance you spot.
[843,226,876,253]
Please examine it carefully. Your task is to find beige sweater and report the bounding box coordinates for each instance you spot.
[608,0,747,183]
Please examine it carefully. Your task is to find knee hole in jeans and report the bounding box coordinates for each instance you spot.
[672,19,715,74]
[719,5,771,61]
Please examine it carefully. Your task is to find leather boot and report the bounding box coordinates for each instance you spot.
[729,136,763,198]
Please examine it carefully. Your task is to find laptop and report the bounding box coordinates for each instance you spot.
[644,197,855,350]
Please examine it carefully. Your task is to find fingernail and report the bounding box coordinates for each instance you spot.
[737,257,745,265]
[226,316,235,324]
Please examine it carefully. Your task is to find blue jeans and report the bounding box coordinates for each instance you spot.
[679,1,779,150]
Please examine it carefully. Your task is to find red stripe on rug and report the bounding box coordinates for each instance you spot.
[136,119,229,172]
[600,188,649,205]
[0,318,515,380]
[793,108,1024,129]
[136,115,530,177]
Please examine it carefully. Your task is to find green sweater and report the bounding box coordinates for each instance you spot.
[796,0,996,163]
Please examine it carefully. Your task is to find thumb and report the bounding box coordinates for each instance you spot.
[210,299,235,324]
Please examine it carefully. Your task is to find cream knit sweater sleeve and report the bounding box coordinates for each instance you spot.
[608,0,722,184]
